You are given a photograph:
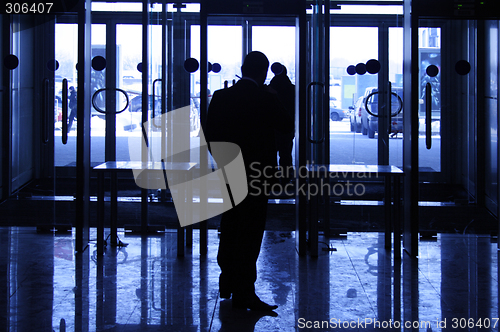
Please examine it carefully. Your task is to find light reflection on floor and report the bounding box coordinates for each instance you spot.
[0,228,497,331]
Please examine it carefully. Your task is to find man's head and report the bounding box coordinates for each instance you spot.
[278,65,287,76]
[241,51,269,86]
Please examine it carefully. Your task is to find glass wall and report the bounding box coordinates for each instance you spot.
[191,24,243,94]
[54,23,78,166]
[116,24,144,162]
[54,23,110,165]
[11,16,35,190]
[389,27,403,167]
[418,27,441,172]
[485,21,499,212]
[55,23,159,165]
[89,24,106,164]
[252,26,296,84]
[329,27,378,165]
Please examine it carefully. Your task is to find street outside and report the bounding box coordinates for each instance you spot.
[54,118,441,172]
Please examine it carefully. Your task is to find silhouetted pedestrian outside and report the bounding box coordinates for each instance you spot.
[270,65,295,184]
[205,51,293,311]
[67,86,77,133]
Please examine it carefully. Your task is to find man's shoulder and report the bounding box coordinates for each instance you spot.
[213,81,258,98]
[212,84,239,96]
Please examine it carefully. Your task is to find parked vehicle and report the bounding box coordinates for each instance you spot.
[330,97,349,121]
[349,96,363,133]
[126,94,200,136]
[360,87,403,138]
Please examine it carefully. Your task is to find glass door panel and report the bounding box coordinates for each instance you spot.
[252,25,296,169]
[389,27,403,167]
[404,11,480,255]
[116,24,143,161]
[54,23,110,166]
[329,27,378,165]
[191,23,242,168]
[90,24,106,164]
[54,23,78,167]
[167,13,202,165]
[418,27,441,174]
[252,26,296,84]
[191,24,243,96]
[144,21,164,166]
[200,9,304,253]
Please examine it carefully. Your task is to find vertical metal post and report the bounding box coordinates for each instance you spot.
[384,174,391,249]
[403,0,419,257]
[105,23,117,162]
[384,82,393,250]
[161,0,168,203]
[242,19,250,60]
[378,23,389,166]
[199,6,208,256]
[97,172,105,255]
[140,237,148,326]
[323,0,331,239]
[141,0,150,234]
[75,0,91,254]
[110,172,118,245]
[475,21,486,210]
[107,22,118,245]
[394,174,402,257]
[74,248,90,331]
[296,10,308,256]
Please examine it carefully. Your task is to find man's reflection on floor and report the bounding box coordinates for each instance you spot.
[218,299,278,332]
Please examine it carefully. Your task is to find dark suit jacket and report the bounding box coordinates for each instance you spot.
[204,79,293,183]
[270,74,295,123]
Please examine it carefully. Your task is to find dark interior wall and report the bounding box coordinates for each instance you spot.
[10,16,35,192]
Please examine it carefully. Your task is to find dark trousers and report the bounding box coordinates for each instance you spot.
[277,133,294,181]
[217,193,268,298]
[67,107,77,133]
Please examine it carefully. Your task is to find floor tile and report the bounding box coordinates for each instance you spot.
[0,228,498,331]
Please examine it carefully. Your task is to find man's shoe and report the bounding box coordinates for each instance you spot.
[220,289,231,299]
[219,275,232,299]
[232,296,278,311]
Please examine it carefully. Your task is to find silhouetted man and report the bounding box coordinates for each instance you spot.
[67,86,77,133]
[205,51,293,311]
[270,65,295,183]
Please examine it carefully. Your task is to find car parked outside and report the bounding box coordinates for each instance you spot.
[125,94,200,136]
[349,96,363,133]
[330,97,349,121]
[360,86,403,138]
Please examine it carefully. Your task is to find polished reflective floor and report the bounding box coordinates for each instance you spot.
[0,227,498,331]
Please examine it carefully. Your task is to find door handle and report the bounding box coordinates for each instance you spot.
[92,88,130,114]
[42,78,50,144]
[364,90,402,118]
[306,81,325,144]
[425,82,432,149]
[62,79,68,144]
[152,78,162,129]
